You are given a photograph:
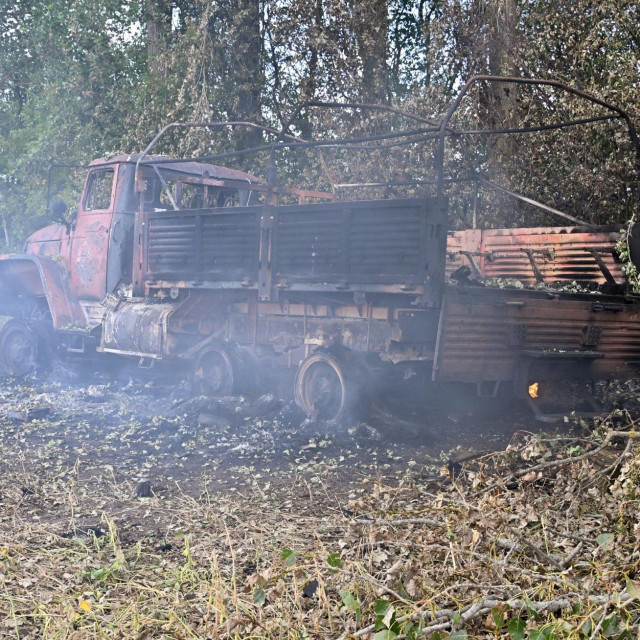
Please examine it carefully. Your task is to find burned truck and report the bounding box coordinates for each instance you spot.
[1,76,640,421]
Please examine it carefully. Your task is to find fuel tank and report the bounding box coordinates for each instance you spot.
[99,301,176,358]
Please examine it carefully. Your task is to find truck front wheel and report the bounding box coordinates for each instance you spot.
[0,319,38,377]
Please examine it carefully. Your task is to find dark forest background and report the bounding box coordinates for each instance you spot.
[1,0,639,246]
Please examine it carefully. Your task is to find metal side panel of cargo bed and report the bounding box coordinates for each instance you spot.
[432,285,640,383]
[446,226,624,285]
[141,197,447,305]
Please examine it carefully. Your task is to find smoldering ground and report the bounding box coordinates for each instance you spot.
[1,363,639,638]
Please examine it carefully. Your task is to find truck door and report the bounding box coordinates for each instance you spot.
[69,166,117,301]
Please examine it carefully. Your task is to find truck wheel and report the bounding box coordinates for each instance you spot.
[0,320,38,377]
[295,352,352,422]
[235,346,262,396]
[191,346,235,396]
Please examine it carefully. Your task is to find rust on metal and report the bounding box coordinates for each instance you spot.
[0,75,639,420]
[446,226,624,285]
[433,286,640,383]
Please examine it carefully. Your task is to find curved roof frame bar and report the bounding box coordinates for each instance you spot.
[435,75,640,200]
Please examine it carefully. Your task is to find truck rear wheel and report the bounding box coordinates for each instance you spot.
[191,346,235,396]
[295,352,353,422]
[0,320,38,377]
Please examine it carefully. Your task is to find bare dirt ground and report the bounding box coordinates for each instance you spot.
[0,365,639,639]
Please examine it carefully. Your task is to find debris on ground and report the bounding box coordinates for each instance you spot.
[0,374,638,638]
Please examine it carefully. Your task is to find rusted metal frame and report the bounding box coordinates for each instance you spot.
[170,175,227,187]
[366,303,373,352]
[152,165,179,210]
[285,187,336,203]
[132,207,148,295]
[472,182,479,229]
[333,176,476,191]
[453,113,620,137]
[436,75,640,201]
[258,205,274,301]
[134,122,304,211]
[342,206,353,289]
[279,100,440,138]
[458,251,485,280]
[194,213,203,282]
[477,177,596,228]
[520,248,551,283]
[141,125,440,169]
[584,247,617,284]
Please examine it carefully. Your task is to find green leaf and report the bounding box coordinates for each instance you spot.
[339,590,362,622]
[374,599,392,617]
[452,612,462,625]
[508,617,526,640]
[373,599,396,631]
[381,604,396,629]
[327,552,343,569]
[492,606,506,630]
[374,631,397,640]
[449,631,468,640]
[596,533,615,550]
[529,629,554,640]
[281,548,298,567]
[625,576,640,600]
[601,614,620,636]
[253,588,266,607]
[90,567,110,581]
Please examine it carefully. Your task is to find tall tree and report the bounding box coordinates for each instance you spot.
[352,0,389,103]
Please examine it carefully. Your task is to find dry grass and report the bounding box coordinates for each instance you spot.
[0,377,639,638]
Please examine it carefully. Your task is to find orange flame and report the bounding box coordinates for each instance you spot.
[528,382,539,399]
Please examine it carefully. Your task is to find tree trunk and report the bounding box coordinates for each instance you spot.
[145,0,170,76]
[232,0,263,151]
[353,0,388,104]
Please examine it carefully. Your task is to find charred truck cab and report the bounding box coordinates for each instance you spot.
[2,76,640,422]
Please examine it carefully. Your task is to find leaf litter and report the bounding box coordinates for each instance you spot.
[0,368,639,638]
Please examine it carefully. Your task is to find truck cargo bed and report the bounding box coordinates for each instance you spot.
[142,197,447,304]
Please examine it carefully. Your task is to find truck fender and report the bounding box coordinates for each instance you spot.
[0,255,86,330]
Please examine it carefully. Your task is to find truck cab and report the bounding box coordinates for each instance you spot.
[0,155,265,375]
[19,156,264,327]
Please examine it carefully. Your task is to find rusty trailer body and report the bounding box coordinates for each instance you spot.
[446,226,625,286]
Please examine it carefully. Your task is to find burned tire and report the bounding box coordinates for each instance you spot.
[294,352,354,422]
[191,346,235,396]
[235,345,262,396]
[191,344,263,397]
[0,320,38,377]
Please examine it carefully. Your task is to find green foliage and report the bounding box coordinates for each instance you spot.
[0,0,638,246]
[339,589,362,622]
[281,547,299,566]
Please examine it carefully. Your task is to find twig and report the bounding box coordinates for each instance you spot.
[585,437,634,489]
[544,526,595,545]
[335,567,415,607]
[588,603,609,640]
[354,517,443,527]
[502,429,640,482]
[562,542,584,568]
[507,526,564,571]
